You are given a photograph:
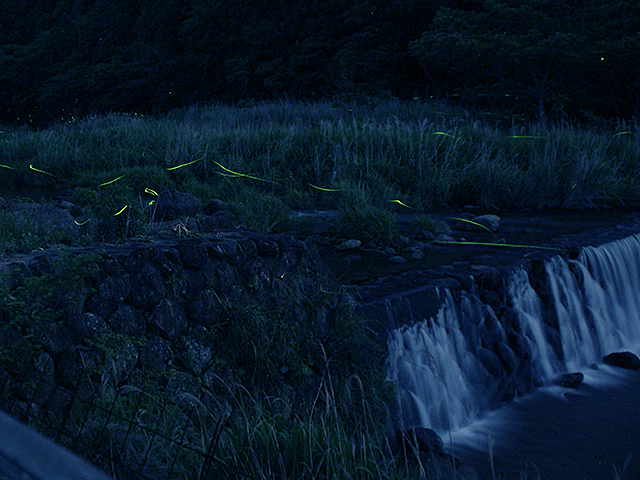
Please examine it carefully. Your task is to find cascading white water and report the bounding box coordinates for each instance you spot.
[387,233,640,434]
[509,267,562,382]
[386,289,497,432]
[546,233,640,371]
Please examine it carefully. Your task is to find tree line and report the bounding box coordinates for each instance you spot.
[1,0,638,127]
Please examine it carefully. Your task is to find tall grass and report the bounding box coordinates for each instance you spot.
[216,372,405,480]
[0,99,639,250]
[8,349,424,480]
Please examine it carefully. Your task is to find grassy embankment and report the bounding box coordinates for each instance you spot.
[0,98,638,253]
[0,251,407,479]
[0,99,639,479]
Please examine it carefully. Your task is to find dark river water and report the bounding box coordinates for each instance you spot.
[449,365,640,480]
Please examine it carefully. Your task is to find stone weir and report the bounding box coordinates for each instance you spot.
[349,210,640,431]
[0,229,364,424]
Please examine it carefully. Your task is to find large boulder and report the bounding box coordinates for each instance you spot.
[603,351,640,370]
[153,189,200,220]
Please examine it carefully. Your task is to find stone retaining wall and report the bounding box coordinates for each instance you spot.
[0,229,363,423]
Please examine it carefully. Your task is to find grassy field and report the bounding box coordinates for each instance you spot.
[0,98,639,252]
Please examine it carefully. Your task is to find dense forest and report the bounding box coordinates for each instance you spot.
[1,0,639,127]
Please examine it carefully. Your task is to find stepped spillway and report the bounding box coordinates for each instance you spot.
[387,233,640,433]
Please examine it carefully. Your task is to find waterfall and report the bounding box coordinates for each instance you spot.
[509,267,562,382]
[386,289,496,431]
[546,234,640,370]
[387,233,640,434]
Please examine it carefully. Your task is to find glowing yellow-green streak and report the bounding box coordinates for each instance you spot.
[114,205,129,216]
[437,240,570,252]
[451,217,494,234]
[99,174,126,186]
[214,161,279,184]
[215,172,241,178]
[145,187,158,196]
[214,161,252,177]
[389,199,413,208]
[29,164,54,176]
[166,157,202,171]
[74,219,90,226]
[0,164,14,169]
[613,131,631,137]
[433,132,456,138]
[309,183,343,192]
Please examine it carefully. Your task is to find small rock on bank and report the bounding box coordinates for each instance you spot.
[453,214,501,232]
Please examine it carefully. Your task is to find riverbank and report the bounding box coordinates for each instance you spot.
[2,195,640,479]
[306,207,640,284]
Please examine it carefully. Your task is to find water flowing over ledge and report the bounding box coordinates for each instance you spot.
[387,233,640,433]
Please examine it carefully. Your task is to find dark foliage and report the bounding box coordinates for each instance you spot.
[410,0,640,121]
[0,0,638,126]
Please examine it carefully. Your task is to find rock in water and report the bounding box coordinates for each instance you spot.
[602,351,640,370]
[553,372,584,388]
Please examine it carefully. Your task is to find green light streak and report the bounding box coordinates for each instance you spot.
[389,199,413,208]
[29,164,54,176]
[214,161,279,184]
[433,132,456,138]
[114,205,129,216]
[451,217,494,234]
[309,183,343,192]
[215,172,242,178]
[167,156,203,171]
[99,174,126,186]
[437,240,571,252]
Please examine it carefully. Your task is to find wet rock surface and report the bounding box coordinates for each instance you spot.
[603,351,640,370]
[553,372,585,388]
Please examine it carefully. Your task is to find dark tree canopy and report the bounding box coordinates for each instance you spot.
[0,0,638,126]
[410,0,640,120]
